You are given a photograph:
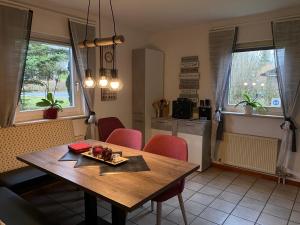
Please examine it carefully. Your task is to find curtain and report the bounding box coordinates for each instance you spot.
[209,27,238,160]
[0,5,32,128]
[69,20,97,139]
[272,20,300,174]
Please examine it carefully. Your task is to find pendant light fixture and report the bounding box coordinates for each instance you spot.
[83,0,96,88]
[81,0,124,91]
[97,0,109,88]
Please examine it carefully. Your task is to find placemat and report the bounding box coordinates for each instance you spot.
[59,151,98,167]
[99,155,150,175]
[59,151,81,161]
[59,152,150,175]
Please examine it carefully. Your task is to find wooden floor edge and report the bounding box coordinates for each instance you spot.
[211,163,300,187]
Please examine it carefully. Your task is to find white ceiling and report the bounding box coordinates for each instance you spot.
[14,0,300,32]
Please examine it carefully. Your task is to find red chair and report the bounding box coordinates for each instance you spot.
[98,117,125,142]
[106,128,142,150]
[143,134,188,225]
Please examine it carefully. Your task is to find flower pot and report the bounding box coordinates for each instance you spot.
[43,108,58,119]
[244,105,253,115]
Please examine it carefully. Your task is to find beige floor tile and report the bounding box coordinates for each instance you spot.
[209,199,236,213]
[190,217,218,225]
[224,215,255,225]
[200,207,229,224]
[272,189,297,201]
[290,211,300,224]
[218,191,243,204]
[268,195,294,210]
[166,208,196,225]
[293,202,300,212]
[130,211,174,225]
[245,190,270,202]
[165,196,181,208]
[186,172,200,181]
[232,205,260,222]
[191,175,212,185]
[288,221,300,225]
[199,186,223,197]
[183,199,206,216]
[190,193,215,206]
[182,188,196,200]
[185,181,204,192]
[226,184,249,195]
[239,197,265,212]
[257,213,288,225]
[263,203,291,220]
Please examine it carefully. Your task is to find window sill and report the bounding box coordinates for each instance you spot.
[222,111,284,119]
[14,115,87,126]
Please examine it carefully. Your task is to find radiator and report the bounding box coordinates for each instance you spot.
[219,132,279,174]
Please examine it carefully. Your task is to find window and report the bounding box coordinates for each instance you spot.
[226,48,282,114]
[15,39,84,122]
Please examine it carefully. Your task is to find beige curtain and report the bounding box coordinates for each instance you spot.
[272,20,300,176]
[209,27,238,160]
[0,5,32,127]
[69,20,97,139]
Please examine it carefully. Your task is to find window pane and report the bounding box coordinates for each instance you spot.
[20,41,74,111]
[228,49,281,108]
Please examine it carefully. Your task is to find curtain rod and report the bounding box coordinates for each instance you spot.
[210,14,300,32]
[0,0,96,25]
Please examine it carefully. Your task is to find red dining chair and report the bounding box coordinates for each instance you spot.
[98,117,125,142]
[106,128,142,150]
[143,134,188,225]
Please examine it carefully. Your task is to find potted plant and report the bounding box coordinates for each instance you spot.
[36,93,64,119]
[235,93,264,114]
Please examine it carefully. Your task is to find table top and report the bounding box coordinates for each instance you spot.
[17,140,199,212]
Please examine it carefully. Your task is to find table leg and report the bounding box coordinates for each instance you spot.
[84,192,98,225]
[111,205,127,225]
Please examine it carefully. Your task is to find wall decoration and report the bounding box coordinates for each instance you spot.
[179,56,199,103]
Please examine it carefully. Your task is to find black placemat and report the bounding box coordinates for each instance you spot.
[59,151,99,167]
[74,156,100,168]
[99,155,150,175]
[59,151,81,161]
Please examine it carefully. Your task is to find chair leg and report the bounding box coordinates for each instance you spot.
[178,194,188,225]
[151,200,154,211]
[156,202,162,225]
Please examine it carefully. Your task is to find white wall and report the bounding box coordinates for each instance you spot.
[149,6,300,178]
[7,1,149,136]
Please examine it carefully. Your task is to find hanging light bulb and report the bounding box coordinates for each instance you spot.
[83,69,96,88]
[109,69,123,91]
[97,68,109,88]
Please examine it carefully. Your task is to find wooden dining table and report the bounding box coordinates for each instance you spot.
[17,139,199,225]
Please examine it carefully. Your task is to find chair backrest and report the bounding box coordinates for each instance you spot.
[0,120,75,173]
[143,134,188,161]
[98,117,125,142]
[106,128,142,150]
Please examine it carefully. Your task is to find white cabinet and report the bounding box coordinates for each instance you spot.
[177,133,204,171]
[151,118,211,172]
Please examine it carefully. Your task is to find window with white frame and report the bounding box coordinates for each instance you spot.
[226,47,282,115]
[15,39,84,122]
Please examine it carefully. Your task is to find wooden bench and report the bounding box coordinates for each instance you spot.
[0,120,76,193]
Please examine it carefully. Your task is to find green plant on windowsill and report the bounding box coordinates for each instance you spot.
[235,93,265,114]
[36,92,64,119]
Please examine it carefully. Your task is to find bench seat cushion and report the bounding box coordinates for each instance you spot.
[0,166,55,194]
[0,187,56,225]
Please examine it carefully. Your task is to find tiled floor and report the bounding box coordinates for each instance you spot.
[22,167,300,225]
